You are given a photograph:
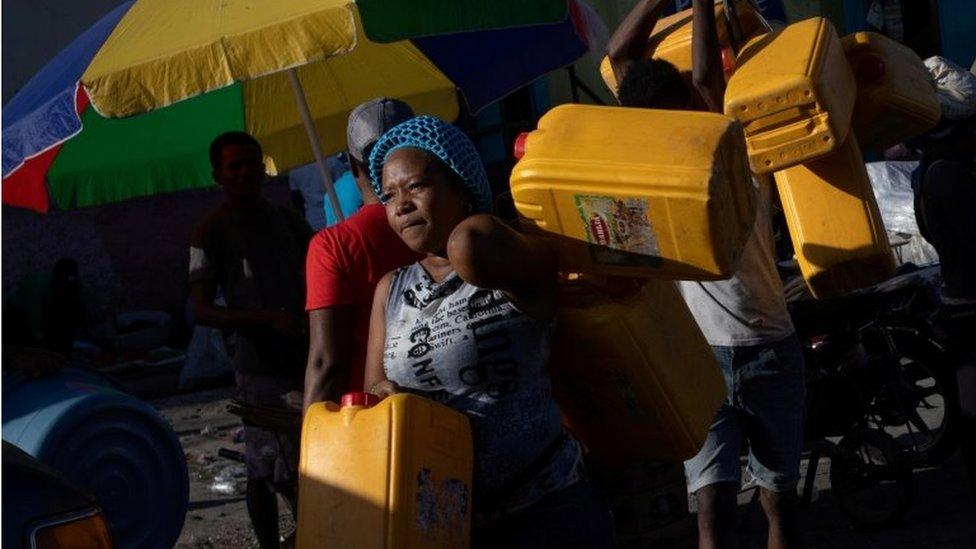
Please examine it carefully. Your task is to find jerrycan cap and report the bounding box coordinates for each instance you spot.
[513,132,530,160]
[721,47,736,77]
[341,392,379,408]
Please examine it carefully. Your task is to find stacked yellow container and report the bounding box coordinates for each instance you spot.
[509,103,743,465]
[599,1,767,98]
[724,17,858,174]
[724,17,895,297]
[298,393,472,549]
[549,277,726,464]
[511,104,756,280]
[842,31,941,151]
[773,134,895,298]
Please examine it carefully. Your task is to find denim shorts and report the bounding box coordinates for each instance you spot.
[235,371,299,483]
[684,334,805,493]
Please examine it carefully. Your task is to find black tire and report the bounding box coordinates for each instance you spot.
[865,327,961,466]
[830,428,914,530]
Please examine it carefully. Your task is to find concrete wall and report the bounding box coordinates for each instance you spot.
[2,181,294,342]
[1,1,303,345]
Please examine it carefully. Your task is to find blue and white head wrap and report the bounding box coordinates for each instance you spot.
[368,115,492,213]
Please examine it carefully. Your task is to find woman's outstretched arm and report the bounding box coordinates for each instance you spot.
[447,214,558,320]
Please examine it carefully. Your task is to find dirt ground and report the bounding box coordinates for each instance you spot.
[155,388,294,549]
[156,388,976,548]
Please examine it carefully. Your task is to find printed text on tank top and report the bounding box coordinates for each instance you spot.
[388,271,523,403]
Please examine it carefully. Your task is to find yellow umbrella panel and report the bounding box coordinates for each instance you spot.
[245,15,458,172]
[82,0,358,117]
[9,0,591,214]
[65,0,589,219]
[82,0,457,220]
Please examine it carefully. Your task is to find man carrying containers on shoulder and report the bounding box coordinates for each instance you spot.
[607,1,805,547]
[303,98,420,412]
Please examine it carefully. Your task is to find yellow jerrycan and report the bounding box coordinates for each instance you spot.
[548,277,726,465]
[510,104,756,280]
[725,17,857,174]
[297,392,473,549]
[599,0,766,96]
[842,31,941,151]
[774,132,895,299]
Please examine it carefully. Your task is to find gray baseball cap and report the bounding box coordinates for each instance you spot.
[346,98,415,163]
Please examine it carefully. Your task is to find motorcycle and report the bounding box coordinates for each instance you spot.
[792,267,960,464]
[788,266,961,528]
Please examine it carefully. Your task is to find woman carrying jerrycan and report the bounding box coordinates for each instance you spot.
[363,115,615,547]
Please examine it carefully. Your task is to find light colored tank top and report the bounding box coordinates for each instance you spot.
[678,179,794,346]
[384,263,580,513]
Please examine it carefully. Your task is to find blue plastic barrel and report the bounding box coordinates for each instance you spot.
[2,368,188,549]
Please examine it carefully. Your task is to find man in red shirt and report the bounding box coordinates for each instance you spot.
[303,98,419,411]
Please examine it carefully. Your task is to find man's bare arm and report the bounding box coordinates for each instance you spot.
[303,306,355,412]
[189,279,298,334]
[606,0,672,88]
[691,0,726,113]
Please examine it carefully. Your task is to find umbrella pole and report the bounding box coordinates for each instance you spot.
[287,68,345,223]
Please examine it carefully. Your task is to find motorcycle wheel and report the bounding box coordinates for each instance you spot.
[866,329,960,466]
[830,428,914,530]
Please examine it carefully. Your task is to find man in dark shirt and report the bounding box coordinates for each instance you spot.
[189,131,312,548]
[915,121,976,302]
[914,120,976,501]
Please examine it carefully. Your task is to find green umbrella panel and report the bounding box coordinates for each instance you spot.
[46,85,244,209]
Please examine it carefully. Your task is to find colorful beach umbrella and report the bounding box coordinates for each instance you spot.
[2,0,601,213]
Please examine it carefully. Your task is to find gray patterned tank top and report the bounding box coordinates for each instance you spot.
[384,262,580,513]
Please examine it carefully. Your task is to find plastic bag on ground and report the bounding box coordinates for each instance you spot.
[179,325,233,390]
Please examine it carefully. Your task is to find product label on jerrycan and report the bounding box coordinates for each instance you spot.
[575,195,661,267]
[414,468,469,537]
